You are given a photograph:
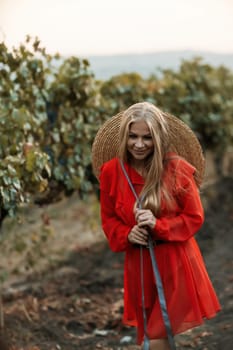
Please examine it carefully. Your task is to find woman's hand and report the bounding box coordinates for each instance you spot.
[135,208,156,230]
[128,225,149,246]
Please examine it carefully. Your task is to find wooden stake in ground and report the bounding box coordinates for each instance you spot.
[0,287,3,329]
[0,288,10,350]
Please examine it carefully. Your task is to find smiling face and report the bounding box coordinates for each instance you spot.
[127,120,154,166]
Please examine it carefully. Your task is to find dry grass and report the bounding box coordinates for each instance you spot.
[0,193,104,287]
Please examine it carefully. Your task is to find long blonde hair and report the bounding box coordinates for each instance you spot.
[119,102,173,215]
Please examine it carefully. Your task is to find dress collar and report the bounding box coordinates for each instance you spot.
[120,160,145,185]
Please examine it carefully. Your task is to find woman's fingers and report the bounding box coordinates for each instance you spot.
[128,226,148,245]
[135,209,156,229]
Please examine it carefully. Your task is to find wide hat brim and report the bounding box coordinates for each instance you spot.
[92,111,205,187]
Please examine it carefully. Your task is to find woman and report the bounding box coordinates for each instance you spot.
[96,102,220,350]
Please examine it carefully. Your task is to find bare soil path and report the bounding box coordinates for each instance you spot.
[0,177,232,350]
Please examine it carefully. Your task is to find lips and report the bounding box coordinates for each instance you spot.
[133,150,146,155]
[134,149,146,153]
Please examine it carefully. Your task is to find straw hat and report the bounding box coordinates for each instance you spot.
[92,110,205,187]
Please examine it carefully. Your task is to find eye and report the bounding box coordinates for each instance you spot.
[144,135,152,140]
[129,133,137,139]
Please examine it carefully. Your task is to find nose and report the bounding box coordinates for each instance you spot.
[135,138,144,148]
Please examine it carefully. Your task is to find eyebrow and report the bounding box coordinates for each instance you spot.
[129,131,152,136]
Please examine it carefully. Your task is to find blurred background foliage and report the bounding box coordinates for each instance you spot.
[0,36,233,217]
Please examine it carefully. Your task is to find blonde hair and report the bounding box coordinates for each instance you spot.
[119,101,173,215]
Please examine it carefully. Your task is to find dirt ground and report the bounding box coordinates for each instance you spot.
[0,176,232,350]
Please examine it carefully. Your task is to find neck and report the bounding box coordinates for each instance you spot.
[130,160,146,176]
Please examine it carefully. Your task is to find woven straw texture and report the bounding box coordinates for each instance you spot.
[92,111,205,187]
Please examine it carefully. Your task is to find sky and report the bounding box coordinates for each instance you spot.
[0,0,233,57]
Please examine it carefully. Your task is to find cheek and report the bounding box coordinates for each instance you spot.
[127,139,133,148]
[146,141,154,149]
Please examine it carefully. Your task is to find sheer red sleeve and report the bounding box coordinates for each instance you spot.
[100,161,131,252]
[153,159,204,242]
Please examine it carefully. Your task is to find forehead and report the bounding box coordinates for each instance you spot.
[129,120,151,134]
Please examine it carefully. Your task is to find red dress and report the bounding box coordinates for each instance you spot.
[99,155,221,344]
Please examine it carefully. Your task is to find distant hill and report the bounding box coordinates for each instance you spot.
[84,50,233,80]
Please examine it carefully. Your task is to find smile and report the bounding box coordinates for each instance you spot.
[134,150,146,154]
